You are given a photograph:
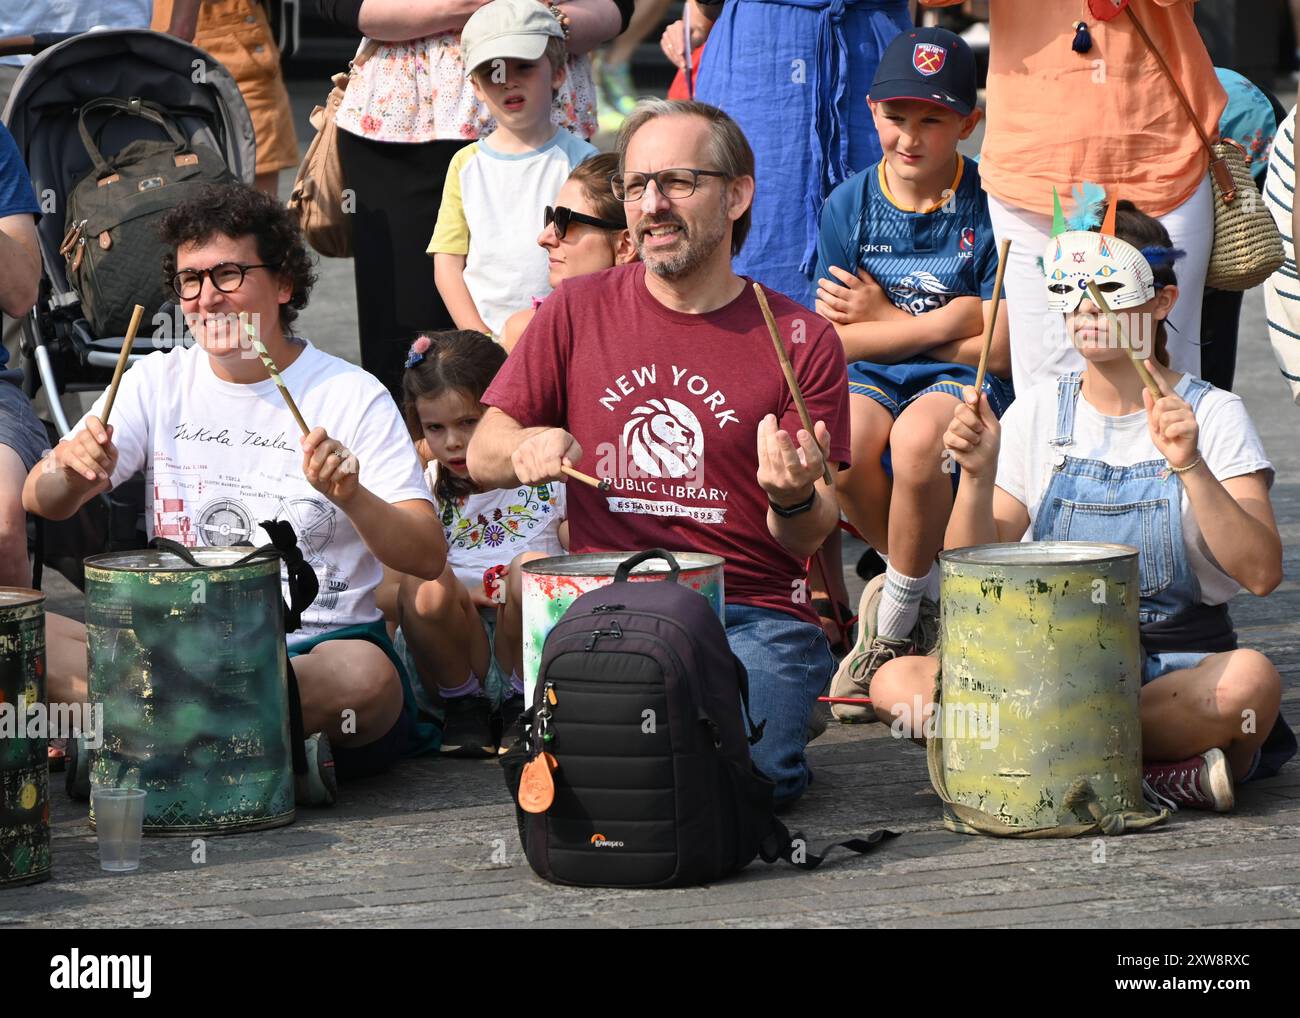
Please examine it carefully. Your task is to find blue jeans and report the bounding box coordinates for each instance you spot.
[725,604,834,805]
[1142,651,1211,686]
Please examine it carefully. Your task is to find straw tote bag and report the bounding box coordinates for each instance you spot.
[287,41,377,258]
[1127,7,1283,291]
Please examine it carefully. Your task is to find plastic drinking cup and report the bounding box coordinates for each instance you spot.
[93,787,147,872]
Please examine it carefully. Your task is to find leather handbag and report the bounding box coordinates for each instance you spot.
[287,40,376,258]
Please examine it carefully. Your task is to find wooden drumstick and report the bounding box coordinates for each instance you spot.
[242,312,311,436]
[101,303,145,427]
[684,3,695,100]
[972,238,1012,414]
[753,282,834,486]
[561,464,612,492]
[1084,281,1163,400]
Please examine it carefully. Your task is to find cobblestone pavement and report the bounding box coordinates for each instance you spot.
[6,83,1299,928]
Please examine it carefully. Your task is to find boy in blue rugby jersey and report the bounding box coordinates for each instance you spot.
[814,27,1012,719]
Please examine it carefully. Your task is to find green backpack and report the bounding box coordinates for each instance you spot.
[60,97,236,337]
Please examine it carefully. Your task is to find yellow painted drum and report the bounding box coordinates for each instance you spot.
[932,542,1166,837]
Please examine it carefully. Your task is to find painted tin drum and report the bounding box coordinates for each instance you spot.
[0,589,49,887]
[521,552,725,704]
[937,542,1146,834]
[84,550,294,836]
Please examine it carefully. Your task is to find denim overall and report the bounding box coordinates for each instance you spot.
[1031,372,1295,778]
[1032,373,1209,623]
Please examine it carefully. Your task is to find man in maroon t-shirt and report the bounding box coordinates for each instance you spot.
[469,99,850,805]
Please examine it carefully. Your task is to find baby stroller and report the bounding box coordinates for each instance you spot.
[2,29,255,589]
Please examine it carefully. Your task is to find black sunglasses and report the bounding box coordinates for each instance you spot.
[544,205,624,240]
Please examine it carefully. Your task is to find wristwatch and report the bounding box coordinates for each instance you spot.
[768,488,816,518]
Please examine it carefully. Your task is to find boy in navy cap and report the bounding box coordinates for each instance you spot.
[814,27,1012,719]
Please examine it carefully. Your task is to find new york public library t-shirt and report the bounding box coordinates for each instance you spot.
[73,339,432,644]
[482,262,851,625]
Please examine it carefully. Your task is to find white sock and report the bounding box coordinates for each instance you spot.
[923,562,940,602]
[878,565,928,641]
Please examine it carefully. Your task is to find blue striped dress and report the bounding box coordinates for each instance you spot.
[694,0,911,309]
[1264,104,1300,404]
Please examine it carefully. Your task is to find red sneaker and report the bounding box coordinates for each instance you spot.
[1143,747,1234,813]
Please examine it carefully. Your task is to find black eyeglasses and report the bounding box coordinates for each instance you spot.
[544,205,625,240]
[610,168,729,202]
[171,262,280,300]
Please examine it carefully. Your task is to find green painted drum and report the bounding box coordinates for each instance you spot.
[521,552,725,705]
[84,550,294,836]
[933,542,1165,837]
[0,589,49,887]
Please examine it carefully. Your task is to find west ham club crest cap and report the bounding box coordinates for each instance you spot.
[869,26,977,117]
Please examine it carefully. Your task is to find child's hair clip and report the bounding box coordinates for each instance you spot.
[405,334,433,369]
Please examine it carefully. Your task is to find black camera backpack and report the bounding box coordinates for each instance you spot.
[502,550,894,888]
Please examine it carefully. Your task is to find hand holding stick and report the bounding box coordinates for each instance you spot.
[753,282,834,486]
[101,303,145,427]
[971,238,1011,418]
[1084,281,1163,400]
[242,312,312,436]
[561,464,611,492]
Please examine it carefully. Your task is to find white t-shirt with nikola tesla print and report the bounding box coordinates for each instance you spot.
[74,340,432,644]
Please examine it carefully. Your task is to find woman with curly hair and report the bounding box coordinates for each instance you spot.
[25,183,448,791]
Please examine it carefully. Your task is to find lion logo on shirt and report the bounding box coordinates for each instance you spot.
[890,271,955,315]
[622,398,703,478]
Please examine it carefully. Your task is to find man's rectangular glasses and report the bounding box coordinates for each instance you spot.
[610,168,729,202]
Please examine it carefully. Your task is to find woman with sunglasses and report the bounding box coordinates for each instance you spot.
[500,152,637,352]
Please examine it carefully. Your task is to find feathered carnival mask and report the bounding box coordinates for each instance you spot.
[1041,183,1183,313]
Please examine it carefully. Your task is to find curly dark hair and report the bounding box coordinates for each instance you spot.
[159,183,317,333]
[401,330,508,502]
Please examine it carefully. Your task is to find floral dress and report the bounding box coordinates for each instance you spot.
[336,32,598,143]
[431,465,568,594]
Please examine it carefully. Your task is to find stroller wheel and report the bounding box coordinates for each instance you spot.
[65,735,90,801]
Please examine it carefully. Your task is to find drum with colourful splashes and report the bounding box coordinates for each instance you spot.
[935,542,1161,836]
[0,588,49,887]
[84,549,294,836]
[521,552,724,704]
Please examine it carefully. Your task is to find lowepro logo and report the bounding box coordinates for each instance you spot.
[50,949,151,998]
[590,833,624,848]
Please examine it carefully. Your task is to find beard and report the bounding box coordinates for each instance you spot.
[635,197,729,281]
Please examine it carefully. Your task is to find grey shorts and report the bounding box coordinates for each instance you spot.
[0,379,48,472]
